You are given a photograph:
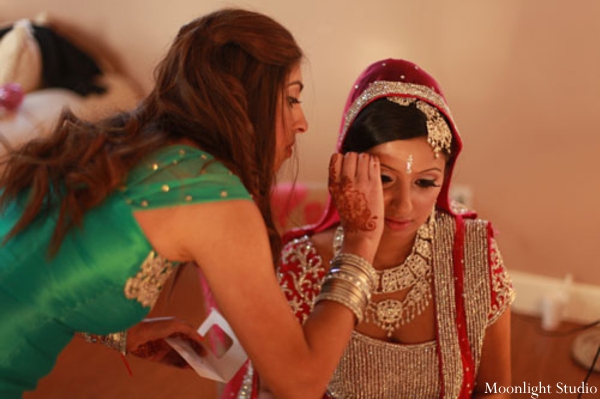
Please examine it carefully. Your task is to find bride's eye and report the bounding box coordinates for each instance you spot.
[416,179,440,188]
[381,175,393,183]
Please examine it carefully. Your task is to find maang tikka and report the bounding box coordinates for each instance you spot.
[386,97,452,158]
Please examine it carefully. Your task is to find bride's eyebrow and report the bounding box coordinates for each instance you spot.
[414,167,443,174]
[379,163,443,174]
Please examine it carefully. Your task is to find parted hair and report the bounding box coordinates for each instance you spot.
[342,98,458,163]
[342,99,429,153]
[0,8,303,259]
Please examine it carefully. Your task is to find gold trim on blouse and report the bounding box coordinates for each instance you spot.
[124,251,175,308]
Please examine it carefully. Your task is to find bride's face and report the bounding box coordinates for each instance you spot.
[367,137,446,240]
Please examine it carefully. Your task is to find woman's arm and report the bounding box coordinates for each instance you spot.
[136,152,382,398]
[185,202,356,397]
[473,310,512,398]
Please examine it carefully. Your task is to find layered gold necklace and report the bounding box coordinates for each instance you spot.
[333,218,434,337]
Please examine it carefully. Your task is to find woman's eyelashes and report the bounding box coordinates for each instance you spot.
[287,96,301,106]
[415,178,441,188]
[380,174,393,183]
[380,174,440,188]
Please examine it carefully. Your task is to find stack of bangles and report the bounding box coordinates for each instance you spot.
[315,252,378,324]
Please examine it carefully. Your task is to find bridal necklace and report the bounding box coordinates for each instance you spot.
[333,216,434,337]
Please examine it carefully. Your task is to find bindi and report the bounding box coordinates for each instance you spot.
[406,154,414,174]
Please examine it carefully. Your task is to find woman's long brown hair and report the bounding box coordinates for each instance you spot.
[0,8,303,260]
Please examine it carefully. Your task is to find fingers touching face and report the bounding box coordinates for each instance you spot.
[328,152,381,233]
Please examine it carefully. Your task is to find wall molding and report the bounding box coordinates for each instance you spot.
[510,270,600,325]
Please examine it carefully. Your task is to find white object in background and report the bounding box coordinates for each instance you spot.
[449,184,473,209]
[571,327,600,373]
[166,309,248,382]
[540,273,573,331]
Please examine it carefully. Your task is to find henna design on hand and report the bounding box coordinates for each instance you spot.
[131,339,163,358]
[328,153,339,189]
[330,175,377,233]
[130,332,203,368]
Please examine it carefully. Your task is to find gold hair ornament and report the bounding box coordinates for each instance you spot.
[386,97,452,158]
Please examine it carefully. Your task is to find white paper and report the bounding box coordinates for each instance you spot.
[166,309,248,382]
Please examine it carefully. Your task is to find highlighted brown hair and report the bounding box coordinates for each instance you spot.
[0,8,303,260]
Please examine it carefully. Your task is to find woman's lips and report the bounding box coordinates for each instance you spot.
[385,218,412,231]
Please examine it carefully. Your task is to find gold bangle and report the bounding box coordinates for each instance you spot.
[316,292,364,323]
[331,253,378,290]
[325,268,373,298]
[315,252,377,325]
[317,278,368,323]
[322,277,369,308]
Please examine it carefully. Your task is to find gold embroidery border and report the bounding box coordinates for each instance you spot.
[433,213,463,398]
[124,251,175,308]
[463,219,491,374]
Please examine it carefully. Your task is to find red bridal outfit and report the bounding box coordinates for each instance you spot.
[224,59,515,399]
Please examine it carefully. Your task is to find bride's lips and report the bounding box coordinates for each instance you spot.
[385,217,412,231]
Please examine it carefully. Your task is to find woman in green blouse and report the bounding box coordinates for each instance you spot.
[0,8,384,399]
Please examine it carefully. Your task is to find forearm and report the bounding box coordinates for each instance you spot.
[251,301,355,398]
[249,258,371,397]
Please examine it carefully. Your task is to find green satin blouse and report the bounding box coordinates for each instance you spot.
[0,145,251,397]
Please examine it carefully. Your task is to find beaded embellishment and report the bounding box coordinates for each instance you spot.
[341,80,459,144]
[273,212,514,398]
[124,251,175,308]
[386,97,453,158]
[333,218,434,337]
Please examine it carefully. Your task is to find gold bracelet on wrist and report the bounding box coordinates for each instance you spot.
[331,253,378,290]
[315,252,376,324]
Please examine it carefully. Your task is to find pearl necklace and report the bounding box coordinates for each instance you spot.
[333,217,434,337]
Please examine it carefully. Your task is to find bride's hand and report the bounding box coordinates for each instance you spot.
[328,152,384,261]
[127,317,205,368]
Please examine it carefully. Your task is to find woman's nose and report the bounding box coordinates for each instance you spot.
[389,186,413,216]
[295,109,308,134]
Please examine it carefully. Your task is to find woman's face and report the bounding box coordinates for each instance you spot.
[366,137,446,240]
[274,64,308,171]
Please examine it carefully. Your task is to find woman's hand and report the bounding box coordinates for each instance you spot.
[127,317,205,368]
[328,152,384,261]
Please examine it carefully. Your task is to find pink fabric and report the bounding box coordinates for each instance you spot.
[271,182,309,229]
[0,83,24,113]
